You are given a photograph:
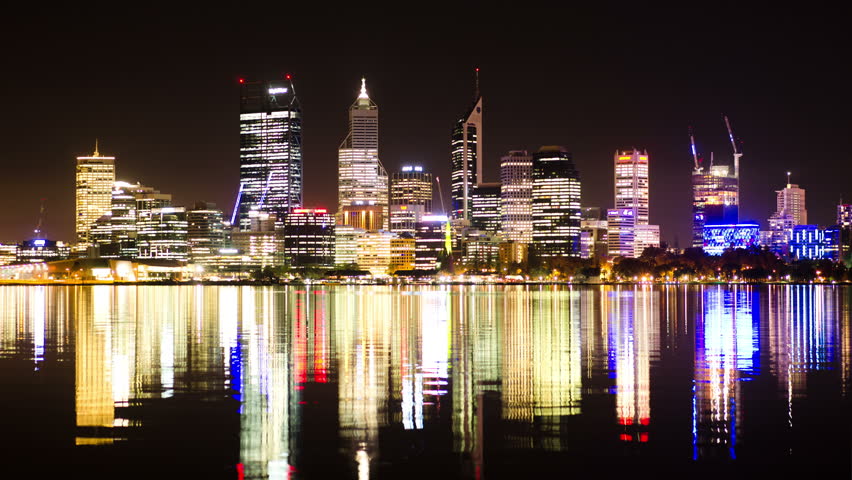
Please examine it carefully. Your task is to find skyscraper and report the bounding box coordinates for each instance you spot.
[450,70,483,223]
[237,77,302,230]
[609,149,659,257]
[692,165,739,247]
[470,183,501,233]
[500,150,533,244]
[531,146,581,257]
[767,174,807,256]
[75,142,115,249]
[338,78,388,229]
[390,166,432,236]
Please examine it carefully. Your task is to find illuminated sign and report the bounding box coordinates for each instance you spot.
[268,87,288,94]
[292,208,328,214]
[33,239,46,247]
[702,224,759,255]
[422,215,448,222]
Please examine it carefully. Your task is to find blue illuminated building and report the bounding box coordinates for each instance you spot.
[790,224,840,261]
[702,224,759,256]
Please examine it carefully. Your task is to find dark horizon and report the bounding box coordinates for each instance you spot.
[1,6,848,246]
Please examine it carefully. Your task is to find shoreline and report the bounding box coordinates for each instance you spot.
[0,280,848,287]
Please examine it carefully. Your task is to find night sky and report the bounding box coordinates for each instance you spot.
[1,6,848,246]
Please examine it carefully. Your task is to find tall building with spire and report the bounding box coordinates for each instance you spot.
[767,173,807,256]
[338,78,388,229]
[75,141,115,250]
[236,77,302,231]
[450,69,483,224]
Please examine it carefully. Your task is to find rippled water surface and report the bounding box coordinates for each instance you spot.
[0,285,849,479]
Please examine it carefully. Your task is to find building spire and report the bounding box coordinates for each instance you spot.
[474,67,480,99]
[93,138,99,157]
[358,77,369,99]
[786,171,791,188]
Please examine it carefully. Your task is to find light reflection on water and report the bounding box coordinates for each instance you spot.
[0,284,849,478]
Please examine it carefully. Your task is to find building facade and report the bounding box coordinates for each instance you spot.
[450,77,482,223]
[470,183,501,234]
[237,78,302,230]
[390,166,432,236]
[282,208,335,269]
[187,202,226,264]
[692,165,739,248]
[531,146,581,257]
[136,207,189,261]
[75,143,116,249]
[500,150,533,244]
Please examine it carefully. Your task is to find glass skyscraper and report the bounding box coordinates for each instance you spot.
[450,73,482,223]
[500,150,533,244]
[390,166,432,236]
[237,78,302,231]
[75,142,115,250]
[531,146,581,257]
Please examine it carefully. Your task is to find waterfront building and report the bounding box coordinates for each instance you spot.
[17,238,69,263]
[338,78,388,229]
[767,177,807,257]
[614,149,650,225]
[356,230,394,276]
[450,71,482,223]
[500,150,533,244]
[531,146,581,258]
[390,166,432,236]
[692,165,739,248]
[282,208,335,269]
[702,224,760,256]
[461,232,500,273]
[75,142,116,250]
[606,208,635,258]
[237,77,302,231]
[136,207,189,261]
[580,207,608,259]
[334,224,362,268]
[634,225,661,257]
[837,203,852,263]
[470,183,501,233]
[390,235,416,273]
[498,241,528,270]
[790,225,825,260]
[187,202,226,264]
[0,244,16,265]
[415,215,449,270]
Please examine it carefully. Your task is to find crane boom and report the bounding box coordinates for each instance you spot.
[689,127,700,171]
[723,114,743,179]
[435,176,446,214]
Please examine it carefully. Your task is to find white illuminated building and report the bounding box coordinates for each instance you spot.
[608,149,659,257]
[338,78,388,229]
[500,150,533,243]
[76,141,116,249]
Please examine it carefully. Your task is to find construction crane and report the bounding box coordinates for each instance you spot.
[34,198,46,238]
[689,126,702,173]
[434,176,453,255]
[723,115,742,179]
[434,176,446,214]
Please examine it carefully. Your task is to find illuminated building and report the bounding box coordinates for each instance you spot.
[500,150,533,243]
[838,204,852,263]
[461,232,500,273]
[614,149,650,225]
[790,225,839,261]
[16,238,69,263]
[231,211,284,267]
[702,224,760,256]
[389,235,415,273]
[282,208,335,269]
[75,142,116,250]
[580,207,607,259]
[341,203,384,231]
[634,224,660,256]
[390,166,432,236]
[531,146,581,257]
[606,209,635,258]
[450,71,482,223]
[338,78,388,229]
[237,77,301,231]
[89,182,173,259]
[692,165,739,248]
[415,215,449,270]
[334,224,362,267]
[767,179,807,256]
[136,207,189,261]
[187,202,226,264]
[0,244,16,265]
[498,241,528,269]
[470,183,501,233]
[356,230,394,276]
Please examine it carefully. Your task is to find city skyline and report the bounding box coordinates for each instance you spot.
[0,7,847,246]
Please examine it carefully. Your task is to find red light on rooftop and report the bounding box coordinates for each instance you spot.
[475,67,480,72]
[619,433,632,442]
[286,74,292,80]
[239,78,245,84]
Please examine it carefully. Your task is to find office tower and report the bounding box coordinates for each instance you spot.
[356,230,394,275]
[500,150,533,244]
[237,77,302,230]
[389,235,415,273]
[692,166,739,248]
[606,208,635,258]
[338,78,388,229]
[837,203,852,263]
[390,166,432,236]
[75,142,116,249]
[91,181,172,259]
[136,207,189,261]
[580,207,607,259]
[415,215,450,270]
[231,211,284,268]
[282,208,335,269]
[767,176,807,256]
[470,183,501,233]
[187,202,226,264]
[334,224,362,267]
[450,71,483,223]
[531,146,581,257]
[614,149,649,224]
[789,225,830,260]
[341,204,384,231]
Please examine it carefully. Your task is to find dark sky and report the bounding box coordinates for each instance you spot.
[0,6,848,246]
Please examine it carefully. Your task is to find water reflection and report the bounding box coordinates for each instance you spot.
[0,284,848,478]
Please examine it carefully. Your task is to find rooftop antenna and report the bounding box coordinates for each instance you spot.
[723,115,742,179]
[93,139,100,157]
[689,126,701,172]
[786,171,791,188]
[710,151,714,168]
[474,67,480,100]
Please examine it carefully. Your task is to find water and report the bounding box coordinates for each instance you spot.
[0,285,849,479]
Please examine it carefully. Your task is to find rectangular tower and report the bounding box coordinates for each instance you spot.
[238,78,302,230]
[500,150,533,244]
[75,144,116,249]
[614,149,649,225]
[450,85,482,223]
[390,166,432,236]
[531,146,581,257]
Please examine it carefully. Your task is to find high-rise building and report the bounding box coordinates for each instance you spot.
[470,183,501,233]
[341,204,384,231]
[692,165,739,248]
[837,203,852,264]
[450,71,482,223]
[606,208,635,258]
[415,215,450,270]
[338,78,388,229]
[282,208,335,269]
[614,149,649,225]
[531,146,581,257]
[237,78,302,231]
[75,142,116,249]
[136,207,189,261]
[580,207,607,259]
[390,166,432,236]
[500,150,533,244]
[767,175,807,256]
[187,202,226,264]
